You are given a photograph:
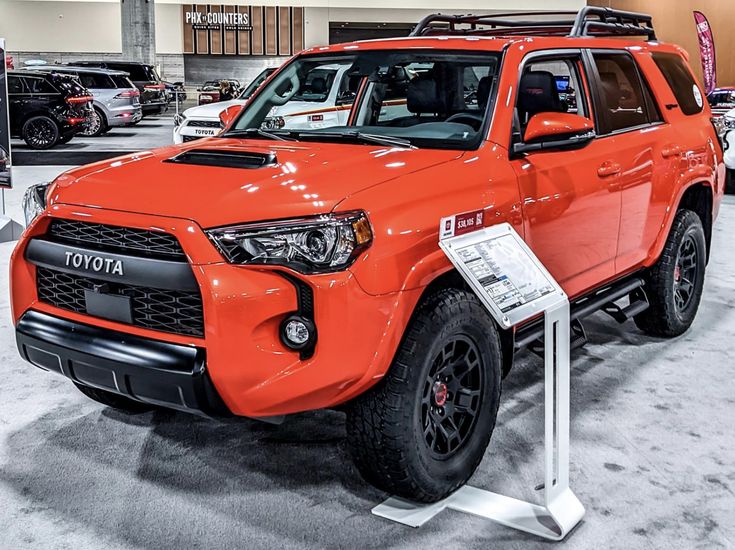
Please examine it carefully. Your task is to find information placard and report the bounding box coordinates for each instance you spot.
[439,222,566,328]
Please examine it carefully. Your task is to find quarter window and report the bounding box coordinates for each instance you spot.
[592,53,659,133]
[652,52,704,116]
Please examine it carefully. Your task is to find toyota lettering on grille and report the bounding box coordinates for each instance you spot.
[64,251,124,276]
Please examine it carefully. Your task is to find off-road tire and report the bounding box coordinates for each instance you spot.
[346,288,502,503]
[635,209,706,337]
[74,382,155,413]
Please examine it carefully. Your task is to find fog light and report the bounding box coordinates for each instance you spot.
[286,320,309,344]
[280,315,316,352]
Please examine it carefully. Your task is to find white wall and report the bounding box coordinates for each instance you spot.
[155,2,183,54]
[0,0,121,52]
[2,0,588,54]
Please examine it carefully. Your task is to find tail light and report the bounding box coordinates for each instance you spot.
[144,83,165,91]
[67,117,86,125]
[66,95,93,105]
[114,89,140,99]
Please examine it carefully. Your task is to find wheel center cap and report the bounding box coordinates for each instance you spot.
[674,265,682,282]
[433,381,448,407]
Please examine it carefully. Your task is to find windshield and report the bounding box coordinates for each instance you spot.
[227,50,501,150]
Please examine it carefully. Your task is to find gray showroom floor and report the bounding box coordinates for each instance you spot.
[0,167,733,550]
[10,112,177,154]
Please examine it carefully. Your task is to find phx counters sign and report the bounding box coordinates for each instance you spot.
[183,4,304,57]
[185,9,252,31]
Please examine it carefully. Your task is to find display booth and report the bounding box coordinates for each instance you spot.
[374,217,585,541]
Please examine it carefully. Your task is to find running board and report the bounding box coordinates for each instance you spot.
[515,276,646,350]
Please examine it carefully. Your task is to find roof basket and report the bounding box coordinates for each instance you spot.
[410,7,656,40]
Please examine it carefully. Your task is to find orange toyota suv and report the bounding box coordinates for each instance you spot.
[13,8,725,502]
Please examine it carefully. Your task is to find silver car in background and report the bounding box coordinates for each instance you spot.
[26,65,142,136]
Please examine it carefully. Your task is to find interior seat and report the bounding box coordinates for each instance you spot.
[517,70,564,127]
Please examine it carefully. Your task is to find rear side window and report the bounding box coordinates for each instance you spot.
[111,75,135,89]
[592,52,660,134]
[652,52,703,116]
[79,72,115,89]
[25,77,57,94]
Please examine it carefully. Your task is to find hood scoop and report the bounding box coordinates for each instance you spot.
[165,149,277,169]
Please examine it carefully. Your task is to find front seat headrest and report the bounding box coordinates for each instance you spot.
[407,73,446,114]
[310,76,327,94]
[518,70,563,121]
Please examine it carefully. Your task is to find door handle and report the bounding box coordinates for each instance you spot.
[661,144,682,159]
[597,161,622,178]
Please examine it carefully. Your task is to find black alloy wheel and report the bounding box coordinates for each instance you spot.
[673,234,698,312]
[22,116,60,150]
[346,288,503,503]
[421,336,483,459]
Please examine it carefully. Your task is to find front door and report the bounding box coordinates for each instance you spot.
[510,52,621,299]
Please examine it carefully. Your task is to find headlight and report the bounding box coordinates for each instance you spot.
[174,113,186,128]
[22,183,50,226]
[207,211,373,273]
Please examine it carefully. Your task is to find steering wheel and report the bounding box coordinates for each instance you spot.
[445,112,484,130]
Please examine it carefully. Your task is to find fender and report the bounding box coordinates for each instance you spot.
[645,162,719,268]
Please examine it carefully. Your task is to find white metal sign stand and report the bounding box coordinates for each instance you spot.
[372,221,585,541]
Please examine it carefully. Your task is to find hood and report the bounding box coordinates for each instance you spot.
[50,139,464,228]
[183,99,246,120]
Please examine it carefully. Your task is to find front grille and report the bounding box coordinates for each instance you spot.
[37,219,204,338]
[182,135,201,142]
[37,267,204,337]
[48,219,185,260]
[187,120,222,128]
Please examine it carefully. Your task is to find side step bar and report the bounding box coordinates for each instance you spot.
[515,276,647,350]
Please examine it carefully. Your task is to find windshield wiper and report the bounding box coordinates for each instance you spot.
[297,130,416,149]
[223,128,297,141]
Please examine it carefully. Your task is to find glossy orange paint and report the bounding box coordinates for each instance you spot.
[523,112,593,143]
[10,35,725,417]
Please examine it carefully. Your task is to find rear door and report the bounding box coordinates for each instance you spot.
[509,51,622,298]
[585,50,672,273]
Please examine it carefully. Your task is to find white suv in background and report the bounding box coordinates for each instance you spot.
[723,108,735,187]
[173,63,354,144]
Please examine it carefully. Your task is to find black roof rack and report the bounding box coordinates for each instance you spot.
[410,7,656,40]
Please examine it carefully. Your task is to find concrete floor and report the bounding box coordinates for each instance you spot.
[0,168,733,549]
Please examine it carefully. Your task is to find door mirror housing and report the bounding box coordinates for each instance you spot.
[512,112,595,156]
[219,104,243,129]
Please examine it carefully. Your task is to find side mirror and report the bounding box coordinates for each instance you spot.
[513,112,595,156]
[219,104,243,129]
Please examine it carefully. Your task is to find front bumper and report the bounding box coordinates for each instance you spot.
[11,205,419,418]
[16,310,229,416]
[174,119,221,144]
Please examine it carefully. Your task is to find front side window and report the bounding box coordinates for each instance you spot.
[592,53,658,133]
[7,75,24,94]
[227,50,501,150]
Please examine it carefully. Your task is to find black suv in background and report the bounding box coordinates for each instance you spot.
[70,61,167,116]
[7,70,93,149]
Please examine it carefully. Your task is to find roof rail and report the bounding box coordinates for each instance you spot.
[410,7,656,40]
